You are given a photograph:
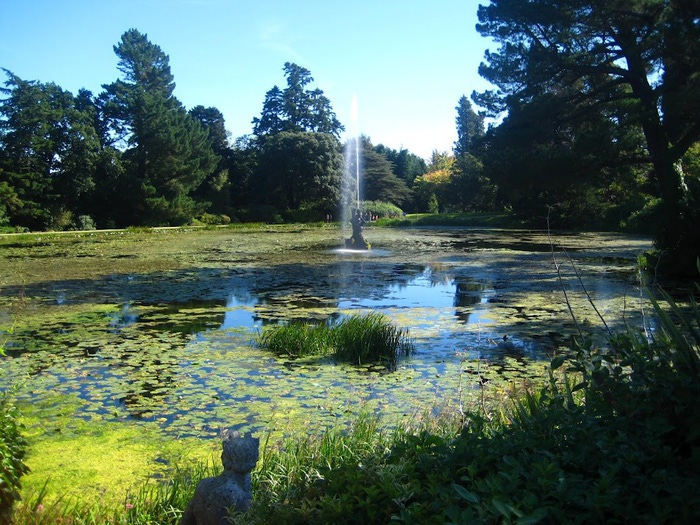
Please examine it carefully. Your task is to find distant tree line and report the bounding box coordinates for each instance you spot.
[0,30,427,230]
[2,2,699,270]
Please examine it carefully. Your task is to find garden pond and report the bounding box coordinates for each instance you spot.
[0,225,655,498]
[1,225,654,435]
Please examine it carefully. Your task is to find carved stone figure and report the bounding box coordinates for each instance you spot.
[345,209,370,249]
[180,432,259,525]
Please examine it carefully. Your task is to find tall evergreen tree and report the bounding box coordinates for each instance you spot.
[373,144,427,187]
[453,95,484,158]
[0,71,100,229]
[361,137,412,207]
[100,29,218,225]
[252,63,344,138]
[255,131,342,213]
[450,95,494,212]
[189,105,232,215]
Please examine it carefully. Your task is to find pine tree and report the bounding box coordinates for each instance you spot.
[100,29,218,225]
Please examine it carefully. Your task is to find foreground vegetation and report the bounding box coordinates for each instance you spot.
[3,270,698,523]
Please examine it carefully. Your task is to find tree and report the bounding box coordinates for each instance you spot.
[480,89,650,226]
[0,71,100,229]
[189,105,229,153]
[361,137,412,207]
[450,95,495,211]
[189,105,232,215]
[100,30,218,225]
[413,153,455,213]
[373,144,427,187]
[252,63,344,139]
[454,95,484,158]
[228,135,259,209]
[475,0,700,262]
[255,131,343,213]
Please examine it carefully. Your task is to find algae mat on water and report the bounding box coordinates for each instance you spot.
[0,225,653,503]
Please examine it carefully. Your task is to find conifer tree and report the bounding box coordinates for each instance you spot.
[100,29,218,225]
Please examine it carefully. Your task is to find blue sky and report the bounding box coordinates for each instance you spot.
[0,0,493,160]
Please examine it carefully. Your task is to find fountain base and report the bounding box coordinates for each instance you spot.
[345,235,371,250]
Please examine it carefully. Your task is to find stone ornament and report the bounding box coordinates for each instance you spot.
[181,432,259,525]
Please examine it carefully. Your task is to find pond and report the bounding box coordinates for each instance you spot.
[1,226,653,440]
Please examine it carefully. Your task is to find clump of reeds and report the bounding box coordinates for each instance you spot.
[257,312,413,369]
[332,312,413,367]
[257,322,335,359]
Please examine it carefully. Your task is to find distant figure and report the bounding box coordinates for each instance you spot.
[181,432,259,525]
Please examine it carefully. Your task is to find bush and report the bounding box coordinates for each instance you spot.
[360,200,404,219]
[75,214,96,230]
[237,205,284,224]
[196,213,232,225]
[283,208,325,223]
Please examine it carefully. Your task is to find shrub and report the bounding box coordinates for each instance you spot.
[237,205,284,224]
[196,213,232,225]
[385,283,700,523]
[75,214,96,230]
[361,200,404,219]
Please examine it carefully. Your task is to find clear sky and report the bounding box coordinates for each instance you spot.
[0,0,493,160]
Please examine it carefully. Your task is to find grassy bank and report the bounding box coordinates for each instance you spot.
[377,211,520,228]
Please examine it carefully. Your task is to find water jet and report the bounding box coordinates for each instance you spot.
[341,95,370,250]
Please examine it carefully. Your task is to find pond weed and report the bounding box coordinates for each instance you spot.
[333,312,414,369]
[257,322,335,359]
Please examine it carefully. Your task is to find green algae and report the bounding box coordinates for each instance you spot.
[20,404,217,505]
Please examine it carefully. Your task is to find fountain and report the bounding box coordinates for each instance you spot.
[341,96,370,250]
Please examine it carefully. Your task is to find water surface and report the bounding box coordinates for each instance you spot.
[0,226,653,438]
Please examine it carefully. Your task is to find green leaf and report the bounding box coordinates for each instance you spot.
[550,355,566,370]
[452,483,479,504]
[517,507,548,525]
[492,498,512,518]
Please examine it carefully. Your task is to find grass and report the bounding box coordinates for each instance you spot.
[237,282,700,523]
[257,322,336,359]
[256,313,414,369]
[333,313,413,367]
